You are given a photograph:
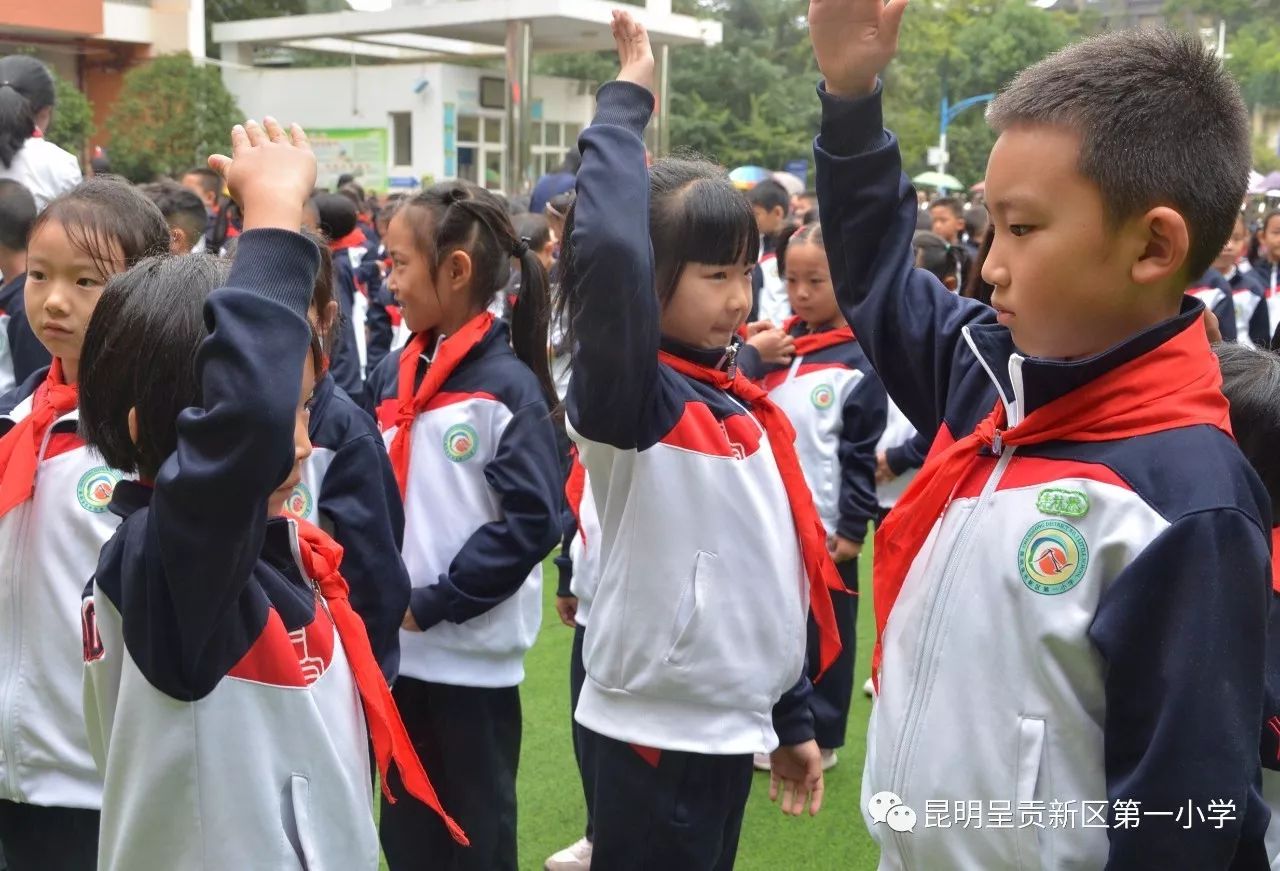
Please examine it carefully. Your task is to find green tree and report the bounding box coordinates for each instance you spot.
[44,72,94,164]
[105,53,242,183]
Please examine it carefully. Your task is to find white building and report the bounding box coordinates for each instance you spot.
[222,61,596,193]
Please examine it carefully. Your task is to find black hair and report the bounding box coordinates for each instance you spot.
[1251,209,1280,265]
[89,155,111,175]
[986,28,1250,279]
[1214,342,1280,520]
[554,150,581,176]
[397,180,557,406]
[79,254,231,480]
[512,213,552,255]
[544,191,574,221]
[959,225,996,305]
[776,221,823,280]
[557,156,758,352]
[745,179,789,215]
[0,179,36,252]
[929,197,964,220]
[31,177,171,279]
[313,193,357,241]
[913,231,953,283]
[138,181,208,252]
[299,225,339,360]
[182,167,221,198]
[336,173,356,189]
[965,203,989,240]
[0,56,55,170]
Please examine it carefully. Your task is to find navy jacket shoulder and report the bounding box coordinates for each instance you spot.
[0,274,50,393]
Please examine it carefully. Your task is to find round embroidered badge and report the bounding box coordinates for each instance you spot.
[1018,519,1089,595]
[443,423,479,463]
[282,482,314,519]
[77,467,121,514]
[810,383,835,410]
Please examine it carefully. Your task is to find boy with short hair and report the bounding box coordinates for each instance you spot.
[809,1,1272,866]
[747,178,793,323]
[139,181,209,254]
[0,179,49,395]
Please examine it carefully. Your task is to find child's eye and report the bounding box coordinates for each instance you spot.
[76,277,103,288]
[27,270,46,281]
[1009,225,1033,237]
[709,271,729,281]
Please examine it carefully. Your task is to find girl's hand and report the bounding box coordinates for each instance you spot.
[769,740,824,816]
[746,320,776,337]
[555,595,579,628]
[611,10,655,92]
[875,449,897,483]
[747,327,796,365]
[207,117,316,232]
[829,535,862,563]
[808,0,909,99]
[402,608,422,632]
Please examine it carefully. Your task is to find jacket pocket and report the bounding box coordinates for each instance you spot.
[282,773,321,871]
[664,551,713,666]
[1015,717,1046,871]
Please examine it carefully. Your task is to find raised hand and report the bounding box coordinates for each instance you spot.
[808,0,909,98]
[611,9,655,93]
[208,117,316,232]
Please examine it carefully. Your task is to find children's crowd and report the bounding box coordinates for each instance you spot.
[1,1,1280,869]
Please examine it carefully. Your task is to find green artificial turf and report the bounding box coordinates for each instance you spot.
[383,544,881,870]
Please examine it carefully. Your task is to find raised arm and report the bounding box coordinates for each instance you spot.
[563,12,661,448]
[809,0,995,435]
[149,119,319,694]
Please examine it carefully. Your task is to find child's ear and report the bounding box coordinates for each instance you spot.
[445,249,473,292]
[323,300,339,333]
[1130,205,1190,288]
[127,407,139,448]
[169,227,187,254]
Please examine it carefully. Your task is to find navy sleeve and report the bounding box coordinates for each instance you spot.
[885,429,930,476]
[1089,508,1269,868]
[6,307,51,385]
[363,285,394,376]
[410,401,563,629]
[554,501,577,599]
[148,229,319,696]
[564,81,667,449]
[318,431,411,683]
[328,255,366,408]
[815,83,995,436]
[735,342,768,381]
[836,371,887,543]
[771,675,816,747]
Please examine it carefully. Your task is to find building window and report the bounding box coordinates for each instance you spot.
[390,112,412,166]
[531,121,586,177]
[456,113,504,190]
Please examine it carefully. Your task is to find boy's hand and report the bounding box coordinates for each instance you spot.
[808,0,909,99]
[770,740,824,816]
[208,117,316,232]
[612,10,655,92]
[555,595,579,628]
[829,535,862,563]
[747,328,796,365]
[875,449,897,483]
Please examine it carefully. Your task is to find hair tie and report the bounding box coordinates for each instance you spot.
[511,237,530,258]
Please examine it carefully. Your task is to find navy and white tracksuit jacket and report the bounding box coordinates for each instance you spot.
[565,80,814,756]
[1248,254,1280,347]
[284,369,410,682]
[555,458,602,629]
[746,323,886,545]
[1188,268,1239,343]
[83,230,380,870]
[368,320,562,689]
[0,367,121,811]
[1219,264,1272,348]
[0,273,51,398]
[817,82,1273,869]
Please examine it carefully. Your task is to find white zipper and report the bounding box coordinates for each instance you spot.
[887,332,1026,866]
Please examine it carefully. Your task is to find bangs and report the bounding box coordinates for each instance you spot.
[31,177,170,278]
[665,177,760,269]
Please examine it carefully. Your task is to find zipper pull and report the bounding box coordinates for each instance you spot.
[723,342,739,376]
[990,429,1004,456]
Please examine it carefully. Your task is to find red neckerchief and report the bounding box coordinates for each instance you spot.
[782,317,855,357]
[387,312,494,498]
[0,359,78,517]
[291,518,467,845]
[871,319,1233,690]
[329,229,367,253]
[565,448,587,548]
[657,350,843,674]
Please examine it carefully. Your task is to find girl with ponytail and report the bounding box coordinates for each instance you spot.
[367,180,562,871]
[0,56,81,210]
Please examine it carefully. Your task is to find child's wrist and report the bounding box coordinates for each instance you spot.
[824,75,879,100]
[240,200,305,232]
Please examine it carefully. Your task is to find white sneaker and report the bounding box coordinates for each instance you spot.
[863,677,875,697]
[545,836,592,871]
[821,748,839,770]
[753,752,772,771]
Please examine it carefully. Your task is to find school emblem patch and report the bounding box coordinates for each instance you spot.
[283,482,314,520]
[443,423,479,463]
[810,383,835,410]
[1035,487,1089,518]
[1018,519,1088,596]
[77,467,121,514]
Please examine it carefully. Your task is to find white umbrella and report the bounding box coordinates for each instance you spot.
[913,171,964,190]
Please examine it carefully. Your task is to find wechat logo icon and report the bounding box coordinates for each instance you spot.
[868,790,917,834]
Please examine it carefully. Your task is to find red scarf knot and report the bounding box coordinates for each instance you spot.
[0,360,79,518]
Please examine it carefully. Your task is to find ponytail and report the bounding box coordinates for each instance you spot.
[0,56,55,170]
[509,241,558,409]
